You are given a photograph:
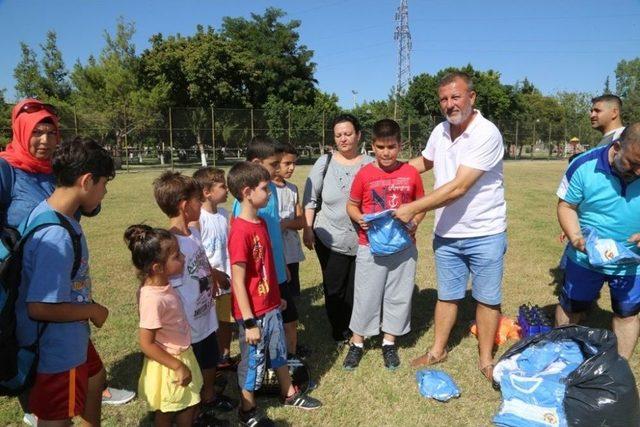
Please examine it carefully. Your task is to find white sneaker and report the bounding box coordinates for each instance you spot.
[101,387,135,405]
[22,413,37,426]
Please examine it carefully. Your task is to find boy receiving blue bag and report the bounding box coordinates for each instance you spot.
[343,119,425,370]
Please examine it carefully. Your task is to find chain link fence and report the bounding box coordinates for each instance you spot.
[1,106,603,169]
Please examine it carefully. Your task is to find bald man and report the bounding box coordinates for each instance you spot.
[556,123,640,359]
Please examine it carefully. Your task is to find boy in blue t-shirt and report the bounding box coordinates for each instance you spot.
[231,136,300,356]
[16,137,115,425]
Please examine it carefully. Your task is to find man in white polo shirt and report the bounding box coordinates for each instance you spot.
[395,72,507,382]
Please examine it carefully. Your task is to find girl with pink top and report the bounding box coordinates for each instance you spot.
[124,225,203,427]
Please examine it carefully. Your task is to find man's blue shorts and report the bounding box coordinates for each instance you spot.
[433,232,506,306]
[560,257,640,317]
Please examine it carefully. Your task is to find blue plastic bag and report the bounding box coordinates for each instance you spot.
[583,226,640,267]
[416,369,461,402]
[362,209,412,256]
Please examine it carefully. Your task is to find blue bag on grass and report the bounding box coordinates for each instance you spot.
[583,226,640,267]
[416,369,461,402]
[362,209,412,256]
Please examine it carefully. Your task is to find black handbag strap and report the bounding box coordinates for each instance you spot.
[315,152,332,214]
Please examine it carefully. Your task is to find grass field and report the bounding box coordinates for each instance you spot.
[1,160,638,426]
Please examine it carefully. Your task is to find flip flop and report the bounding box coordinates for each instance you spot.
[410,350,448,368]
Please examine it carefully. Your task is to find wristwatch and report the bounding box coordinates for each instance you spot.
[243,318,258,329]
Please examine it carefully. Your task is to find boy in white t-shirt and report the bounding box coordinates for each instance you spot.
[153,171,236,421]
[273,142,307,357]
[192,167,236,369]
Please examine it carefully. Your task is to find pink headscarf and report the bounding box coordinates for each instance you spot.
[0,99,60,174]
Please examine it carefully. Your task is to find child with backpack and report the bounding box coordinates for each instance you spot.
[14,137,115,424]
[124,224,203,426]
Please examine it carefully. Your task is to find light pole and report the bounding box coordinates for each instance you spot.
[351,90,358,109]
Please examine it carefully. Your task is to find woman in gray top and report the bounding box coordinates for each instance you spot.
[303,114,373,342]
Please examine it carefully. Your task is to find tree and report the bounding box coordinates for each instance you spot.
[615,58,640,124]
[71,18,170,148]
[40,31,71,101]
[14,43,42,98]
[0,89,12,147]
[603,76,611,94]
[264,90,339,150]
[221,8,317,107]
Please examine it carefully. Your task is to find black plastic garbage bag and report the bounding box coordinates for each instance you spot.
[496,325,640,427]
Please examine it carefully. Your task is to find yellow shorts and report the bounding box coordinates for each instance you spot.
[138,347,203,413]
[215,293,234,323]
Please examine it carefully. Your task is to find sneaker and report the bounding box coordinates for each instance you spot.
[101,387,135,405]
[295,344,312,358]
[382,344,400,370]
[282,388,322,410]
[216,354,238,371]
[22,413,37,426]
[202,394,238,413]
[342,344,364,370]
[238,407,275,427]
[193,410,230,427]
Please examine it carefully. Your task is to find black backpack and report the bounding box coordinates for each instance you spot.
[0,209,81,396]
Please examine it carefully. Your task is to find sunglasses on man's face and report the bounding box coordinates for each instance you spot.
[15,102,58,119]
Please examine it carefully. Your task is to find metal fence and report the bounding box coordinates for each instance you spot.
[1,106,602,168]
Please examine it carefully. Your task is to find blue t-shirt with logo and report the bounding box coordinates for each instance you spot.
[16,200,91,373]
[557,144,640,276]
[232,182,287,284]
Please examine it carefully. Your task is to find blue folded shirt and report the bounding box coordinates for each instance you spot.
[362,209,412,257]
[583,226,640,267]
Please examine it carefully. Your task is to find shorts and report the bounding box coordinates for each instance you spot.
[433,232,507,305]
[350,244,417,337]
[237,309,287,392]
[286,263,301,297]
[216,293,234,323]
[29,340,104,421]
[279,281,299,324]
[560,257,640,317]
[192,331,220,371]
[138,347,202,413]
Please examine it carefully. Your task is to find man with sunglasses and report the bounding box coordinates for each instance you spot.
[0,99,136,425]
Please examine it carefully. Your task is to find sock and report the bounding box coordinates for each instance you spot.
[352,341,364,348]
[382,339,395,347]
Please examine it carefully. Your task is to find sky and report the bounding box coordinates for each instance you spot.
[0,0,639,108]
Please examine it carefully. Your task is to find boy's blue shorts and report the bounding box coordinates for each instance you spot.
[560,257,640,317]
[237,308,287,392]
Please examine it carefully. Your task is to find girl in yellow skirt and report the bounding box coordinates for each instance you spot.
[124,225,203,427]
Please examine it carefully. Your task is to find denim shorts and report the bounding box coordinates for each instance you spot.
[433,231,507,305]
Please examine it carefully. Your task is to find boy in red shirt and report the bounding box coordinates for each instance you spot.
[227,162,321,426]
[343,119,426,371]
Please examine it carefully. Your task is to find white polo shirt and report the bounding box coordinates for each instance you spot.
[422,110,507,238]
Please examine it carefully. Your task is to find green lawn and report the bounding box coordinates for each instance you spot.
[2,161,638,426]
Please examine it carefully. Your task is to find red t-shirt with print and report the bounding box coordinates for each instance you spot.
[228,217,281,319]
[349,162,425,245]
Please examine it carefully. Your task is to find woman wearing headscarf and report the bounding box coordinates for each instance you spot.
[0,99,135,426]
[0,98,59,227]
